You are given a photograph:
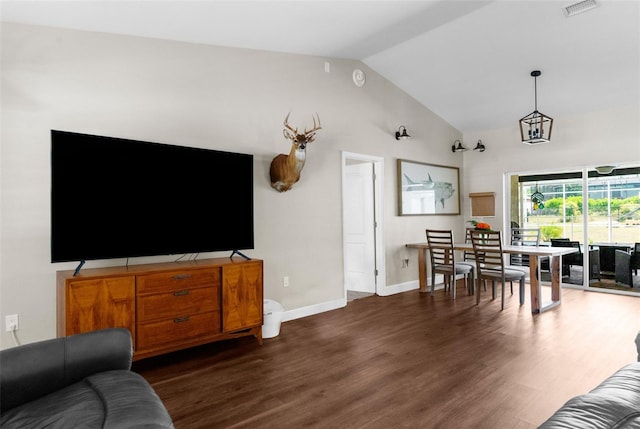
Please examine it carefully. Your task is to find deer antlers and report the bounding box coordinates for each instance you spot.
[283,112,321,147]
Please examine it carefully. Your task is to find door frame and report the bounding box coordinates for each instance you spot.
[341,151,386,297]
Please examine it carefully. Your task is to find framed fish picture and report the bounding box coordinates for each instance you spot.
[397,159,460,215]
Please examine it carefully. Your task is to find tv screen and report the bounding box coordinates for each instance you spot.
[51,130,254,263]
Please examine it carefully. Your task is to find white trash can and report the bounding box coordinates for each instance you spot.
[262,299,284,339]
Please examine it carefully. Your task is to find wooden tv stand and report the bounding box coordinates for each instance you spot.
[56,257,263,361]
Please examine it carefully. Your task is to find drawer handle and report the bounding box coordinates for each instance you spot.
[173,274,191,280]
[173,290,190,296]
[173,316,190,323]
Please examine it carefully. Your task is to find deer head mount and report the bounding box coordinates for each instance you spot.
[269,112,321,192]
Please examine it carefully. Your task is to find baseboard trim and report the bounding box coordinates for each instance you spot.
[281,298,346,323]
[377,280,420,296]
[281,279,449,322]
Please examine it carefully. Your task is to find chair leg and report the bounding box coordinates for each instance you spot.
[519,278,525,305]
[449,272,456,299]
[431,273,436,296]
[491,281,497,300]
[501,281,505,310]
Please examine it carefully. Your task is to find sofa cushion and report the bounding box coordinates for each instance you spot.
[90,371,173,428]
[0,328,132,413]
[0,370,173,429]
[539,362,640,428]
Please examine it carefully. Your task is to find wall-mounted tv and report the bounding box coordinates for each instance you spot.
[51,130,254,264]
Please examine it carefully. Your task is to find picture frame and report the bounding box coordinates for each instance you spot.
[397,159,460,215]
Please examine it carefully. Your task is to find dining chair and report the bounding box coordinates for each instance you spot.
[462,227,479,294]
[470,230,525,310]
[506,228,541,292]
[425,229,474,299]
[509,228,540,267]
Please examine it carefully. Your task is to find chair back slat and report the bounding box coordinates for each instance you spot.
[425,229,455,270]
[470,230,504,274]
[463,227,476,262]
[511,228,540,246]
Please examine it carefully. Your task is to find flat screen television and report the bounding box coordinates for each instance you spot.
[51,130,254,264]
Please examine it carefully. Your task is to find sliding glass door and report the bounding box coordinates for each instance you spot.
[586,169,640,286]
[509,167,640,293]
[587,170,640,244]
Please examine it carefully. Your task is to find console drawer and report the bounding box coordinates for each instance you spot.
[137,311,221,350]
[137,268,220,294]
[137,286,219,322]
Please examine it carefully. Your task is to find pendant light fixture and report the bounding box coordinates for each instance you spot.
[519,70,553,145]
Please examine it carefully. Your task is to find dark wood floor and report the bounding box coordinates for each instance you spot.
[134,284,640,429]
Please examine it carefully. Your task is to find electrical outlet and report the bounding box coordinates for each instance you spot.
[283,276,290,287]
[402,259,409,268]
[5,314,18,332]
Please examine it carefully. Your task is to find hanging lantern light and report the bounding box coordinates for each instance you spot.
[519,70,554,145]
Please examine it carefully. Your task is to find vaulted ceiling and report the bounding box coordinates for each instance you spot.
[2,0,638,133]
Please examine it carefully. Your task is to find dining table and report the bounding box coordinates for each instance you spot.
[405,242,578,313]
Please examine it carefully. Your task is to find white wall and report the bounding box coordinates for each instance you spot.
[1,23,466,347]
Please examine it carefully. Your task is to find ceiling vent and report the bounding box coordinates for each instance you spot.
[564,0,598,17]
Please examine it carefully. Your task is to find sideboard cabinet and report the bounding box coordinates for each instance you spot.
[57,258,263,360]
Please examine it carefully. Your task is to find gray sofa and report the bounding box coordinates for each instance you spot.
[0,328,174,428]
[538,334,640,428]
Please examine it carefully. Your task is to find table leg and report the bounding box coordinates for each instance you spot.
[529,256,540,313]
[418,248,428,293]
[535,255,562,313]
[550,256,561,302]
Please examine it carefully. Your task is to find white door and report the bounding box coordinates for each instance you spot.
[344,162,376,293]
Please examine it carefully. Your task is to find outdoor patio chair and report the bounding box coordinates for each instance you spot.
[615,250,634,287]
[631,243,640,276]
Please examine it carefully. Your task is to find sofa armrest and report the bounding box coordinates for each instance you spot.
[0,328,132,412]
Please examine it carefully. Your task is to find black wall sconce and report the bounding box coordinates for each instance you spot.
[395,126,411,140]
[451,139,468,152]
[473,140,486,152]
